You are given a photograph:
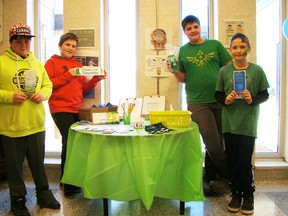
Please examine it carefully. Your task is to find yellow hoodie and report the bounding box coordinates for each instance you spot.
[0,48,52,137]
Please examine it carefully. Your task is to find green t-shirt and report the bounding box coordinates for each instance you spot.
[179,39,232,104]
[215,63,270,137]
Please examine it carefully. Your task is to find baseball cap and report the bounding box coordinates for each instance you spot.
[9,23,35,38]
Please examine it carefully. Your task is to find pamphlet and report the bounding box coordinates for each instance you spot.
[233,70,246,99]
[25,70,37,97]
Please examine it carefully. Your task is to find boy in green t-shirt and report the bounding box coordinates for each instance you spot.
[215,33,270,215]
[167,15,233,195]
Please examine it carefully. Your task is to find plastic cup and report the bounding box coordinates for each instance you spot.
[123,113,131,125]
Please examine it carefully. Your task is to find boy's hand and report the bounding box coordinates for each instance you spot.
[243,89,252,104]
[13,92,27,105]
[30,92,44,104]
[166,60,173,72]
[225,90,237,105]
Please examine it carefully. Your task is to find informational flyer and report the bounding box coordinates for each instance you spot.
[233,70,246,99]
[224,20,245,47]
[25,70,37,97]
[145,55,171,77]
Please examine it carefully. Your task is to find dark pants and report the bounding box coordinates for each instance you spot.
[51,112,80,193]
[51,112,79,179]
[188,102,229,181]
[2,132,49,198]
[224,132,255,196]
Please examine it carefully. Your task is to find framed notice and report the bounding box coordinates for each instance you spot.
[142,95,165,115]
[233,70,246,99]
[69,29,95,48]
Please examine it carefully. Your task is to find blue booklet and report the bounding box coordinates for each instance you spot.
[233,70,246,99]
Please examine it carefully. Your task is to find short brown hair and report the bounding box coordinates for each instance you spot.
[58,32,78,47]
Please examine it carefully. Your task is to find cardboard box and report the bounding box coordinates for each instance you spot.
[78,106,119,124]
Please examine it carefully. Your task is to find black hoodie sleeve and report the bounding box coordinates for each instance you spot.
[214,89,269,106]
[214,91,226,105]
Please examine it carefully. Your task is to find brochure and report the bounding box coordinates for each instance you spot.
[233,70,246,99]
[25,70,37,97]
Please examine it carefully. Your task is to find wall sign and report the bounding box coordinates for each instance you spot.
[69,29,95,48]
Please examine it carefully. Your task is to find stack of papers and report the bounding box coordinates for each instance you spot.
[71,124,133,133]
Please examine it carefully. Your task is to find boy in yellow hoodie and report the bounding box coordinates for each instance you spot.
[0,24,60,216]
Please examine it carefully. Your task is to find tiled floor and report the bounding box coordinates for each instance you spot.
[0,165,288,216]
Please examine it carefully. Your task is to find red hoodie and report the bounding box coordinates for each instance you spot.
[45,55,101,113]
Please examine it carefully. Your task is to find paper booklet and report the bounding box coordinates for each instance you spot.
[233,70,246,99]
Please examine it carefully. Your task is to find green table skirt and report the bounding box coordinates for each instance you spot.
[62,121,204,210]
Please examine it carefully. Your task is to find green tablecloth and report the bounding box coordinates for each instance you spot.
[61,121,204,210]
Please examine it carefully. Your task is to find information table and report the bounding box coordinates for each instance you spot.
[61,121,204,214]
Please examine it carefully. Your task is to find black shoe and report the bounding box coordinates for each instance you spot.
[203,179,225,196]
[241,196,254,215]
[208,179,230,194]
[64,185,81,199]
[228,192,242,213]
[37,189,61,209]
[11,197,31,216]
[64,188,81,199]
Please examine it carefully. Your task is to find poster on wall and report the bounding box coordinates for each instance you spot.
[69,29,95,48]
[145,55,172,77]
[224,20,245,47]
[75,49,100,99]
[145,28,172,50]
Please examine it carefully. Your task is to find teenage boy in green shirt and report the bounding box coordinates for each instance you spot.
[168,15,233,195]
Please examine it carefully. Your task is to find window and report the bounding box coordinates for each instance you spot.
[255,0,281,155]
[181,0,209,110]
[106,0,137,105]
[38,0,64,154]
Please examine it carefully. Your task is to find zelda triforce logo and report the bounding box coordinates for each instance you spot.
[12,69,38,93]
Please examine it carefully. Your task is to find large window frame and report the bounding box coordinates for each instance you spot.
[32,0,286,162]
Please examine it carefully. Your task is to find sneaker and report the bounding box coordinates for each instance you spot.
[228,192,242,213]
[37,189,61,209]
[241,197,254,215]
[64,189,81,199]
[64,186,82,199]
[208,179,230,194]
[11,197,31,216]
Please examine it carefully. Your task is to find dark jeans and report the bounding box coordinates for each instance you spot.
[188,102,229,181]
[51,112,79,180]
[2,132,49,198]
[224,132,255,196]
